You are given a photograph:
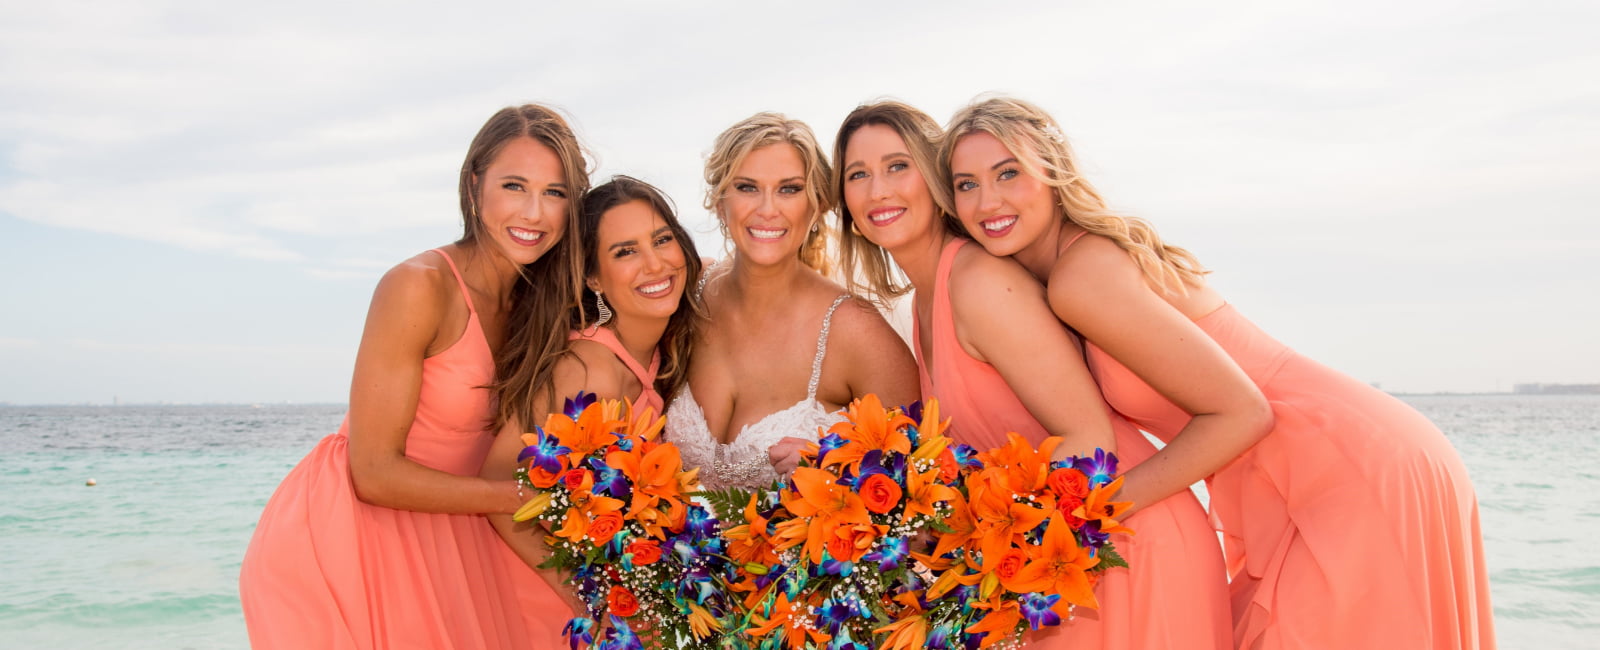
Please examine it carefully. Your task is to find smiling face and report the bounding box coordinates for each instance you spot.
[948,131,1060,258]
[587,199,688,326]
[718,143,815,266]
[841,124,940,252]
[474,136,570,266]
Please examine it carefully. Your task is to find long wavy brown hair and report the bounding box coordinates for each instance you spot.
[572,176,704,406]
[703,112,835,275]
[481,105,592,429]
[831,100,965,305]
[941,96,1207,294]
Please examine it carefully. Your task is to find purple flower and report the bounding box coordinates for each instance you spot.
[949,443,983,471]
[1072,448,1118,487]
[563,390,597,420]
[816,597,868,634]
[595,615,641,650]
[902,400,924,425]
[561,617,595,650]
[861,536,909,571]
[1020,592,1063,630]
[587,461,630,498]
[857,449,907,484]
[517,426,570,474]
[814,431,848,467]
[814,550,854,577]
[1079,520,1111,548]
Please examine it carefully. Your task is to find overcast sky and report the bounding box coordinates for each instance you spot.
[1,0,1595,404]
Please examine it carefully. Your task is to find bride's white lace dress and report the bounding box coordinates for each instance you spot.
[666,295,850,490]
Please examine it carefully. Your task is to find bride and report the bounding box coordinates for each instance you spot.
[667,112,919,489]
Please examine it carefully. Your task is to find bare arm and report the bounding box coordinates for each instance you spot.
[345,258,523,515]
[950,248,1115,459]
[1049,236,1273,514]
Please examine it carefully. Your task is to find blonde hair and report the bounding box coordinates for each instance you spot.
[942,96,1206,294]
[831,100,963,305]
[703,112,835,274]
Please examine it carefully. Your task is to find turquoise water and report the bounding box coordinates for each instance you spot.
[1,396,1595,649]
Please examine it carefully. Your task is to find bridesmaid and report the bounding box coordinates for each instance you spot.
[942,96,1494,649]
[480,175,702,610]
[833,100,1230,649]
[239,104,590,649]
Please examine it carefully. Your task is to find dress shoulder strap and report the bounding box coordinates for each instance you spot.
[807,294,851,400]
[568,327,661,389]
[1060,230,1091,253]
[430,248,477,315]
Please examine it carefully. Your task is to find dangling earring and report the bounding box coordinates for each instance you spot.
[594,291,613,327]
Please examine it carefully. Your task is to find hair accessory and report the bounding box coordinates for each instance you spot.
[1042,124,1066,144]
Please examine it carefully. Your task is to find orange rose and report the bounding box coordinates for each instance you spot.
[826,522,881,563]
[626,539,662,566]
[588,512,624,544]
[1047,467,1090,500]
[562,468,593,491]
[858,474,903,514]
[935,448,960,483]
[1056,495,1087,528]
[994,548,1028,582]
[607,585,640,617]
[526,466,561,489]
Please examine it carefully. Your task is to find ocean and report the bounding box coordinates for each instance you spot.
[0,395,1594,649]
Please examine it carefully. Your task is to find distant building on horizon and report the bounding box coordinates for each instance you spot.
[1512,383,1600,395]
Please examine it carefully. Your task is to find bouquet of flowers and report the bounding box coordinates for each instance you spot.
[708,395,1131,650]
[513,392,740,650]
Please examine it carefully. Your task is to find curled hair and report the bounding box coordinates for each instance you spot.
[831,100,964,305]
[483,104,593,428]
[703,112,835,275]
[574,176,705,405]
[941,96,1207,294]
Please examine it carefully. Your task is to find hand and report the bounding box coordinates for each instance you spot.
[768,436,813,477]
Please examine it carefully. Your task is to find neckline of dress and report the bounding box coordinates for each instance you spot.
[678,384,829,448]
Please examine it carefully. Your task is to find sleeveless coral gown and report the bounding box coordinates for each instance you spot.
[1076,242,1496,648]
[567,325,665,416]
[239,249,570,649]
[914,239,1232,649]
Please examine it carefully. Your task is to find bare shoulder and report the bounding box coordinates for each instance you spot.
[946,242,1045,314]
[373,251,454,314]
[1049,233,1139,287]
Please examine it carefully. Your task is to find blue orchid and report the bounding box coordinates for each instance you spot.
[816,597,869,634]
[1072,447,1118,487]
[861,536,909,571]
[813,550,853,577]
[594,615,641,650]
[948,443,983,471]
[587,459,630,498]
[1020,592,1063,630]
[561,617,595,650]
[857,449,907,484]
[814,431,848,468]
[516,426,570,474]
[563,390,597,420]
[1080,519,1111,548]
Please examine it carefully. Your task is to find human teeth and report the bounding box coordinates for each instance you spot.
[639,279,670,294]
[870,209,905,224]
[983,216,1017,232]
[510,228,542,242]
[749,227,786,239]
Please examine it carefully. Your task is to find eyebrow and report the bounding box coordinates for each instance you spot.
[607,226,674,252]
[843,152,912,172]
[497,174,567,188]
[732,175,805,185]
[950,156,1018,178]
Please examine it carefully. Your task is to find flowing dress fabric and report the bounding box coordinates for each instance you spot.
[567,326,665,417]
[239,249,570,650]
[1086,305,1495,649]
[666,295,851,490]
[913,239,1232,649]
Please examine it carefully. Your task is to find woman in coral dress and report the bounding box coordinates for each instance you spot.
[832,100,1231,649]
[239,104,589,649]
[943,96,1494,649]
[480,175,702,603]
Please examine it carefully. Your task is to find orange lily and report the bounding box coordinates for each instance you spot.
[1073,475,1135,536]
[980,432,1060,494]
[968,470,1050,561]
[1010,512,1101,609]
[724,494,779,565]
[874,615,928,650]
[543,401,625,465]
[605,437,689,523]
[929,493,977,558]
[909,398,952,462]
[819,394,914,473]
[902,465,960,524]
[554,490,626,544]
[782,467,871,564]
[965,599,1023,648]
[747,592,829,650]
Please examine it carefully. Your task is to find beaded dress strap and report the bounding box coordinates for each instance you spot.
[807,295,851,400]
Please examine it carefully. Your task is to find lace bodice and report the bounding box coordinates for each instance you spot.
[666,295,850,490]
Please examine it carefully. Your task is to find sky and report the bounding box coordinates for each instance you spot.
[1,0,1596,404]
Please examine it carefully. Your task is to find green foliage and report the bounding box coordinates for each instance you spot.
[691,486,758,528]
[1093,545,1128,571]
